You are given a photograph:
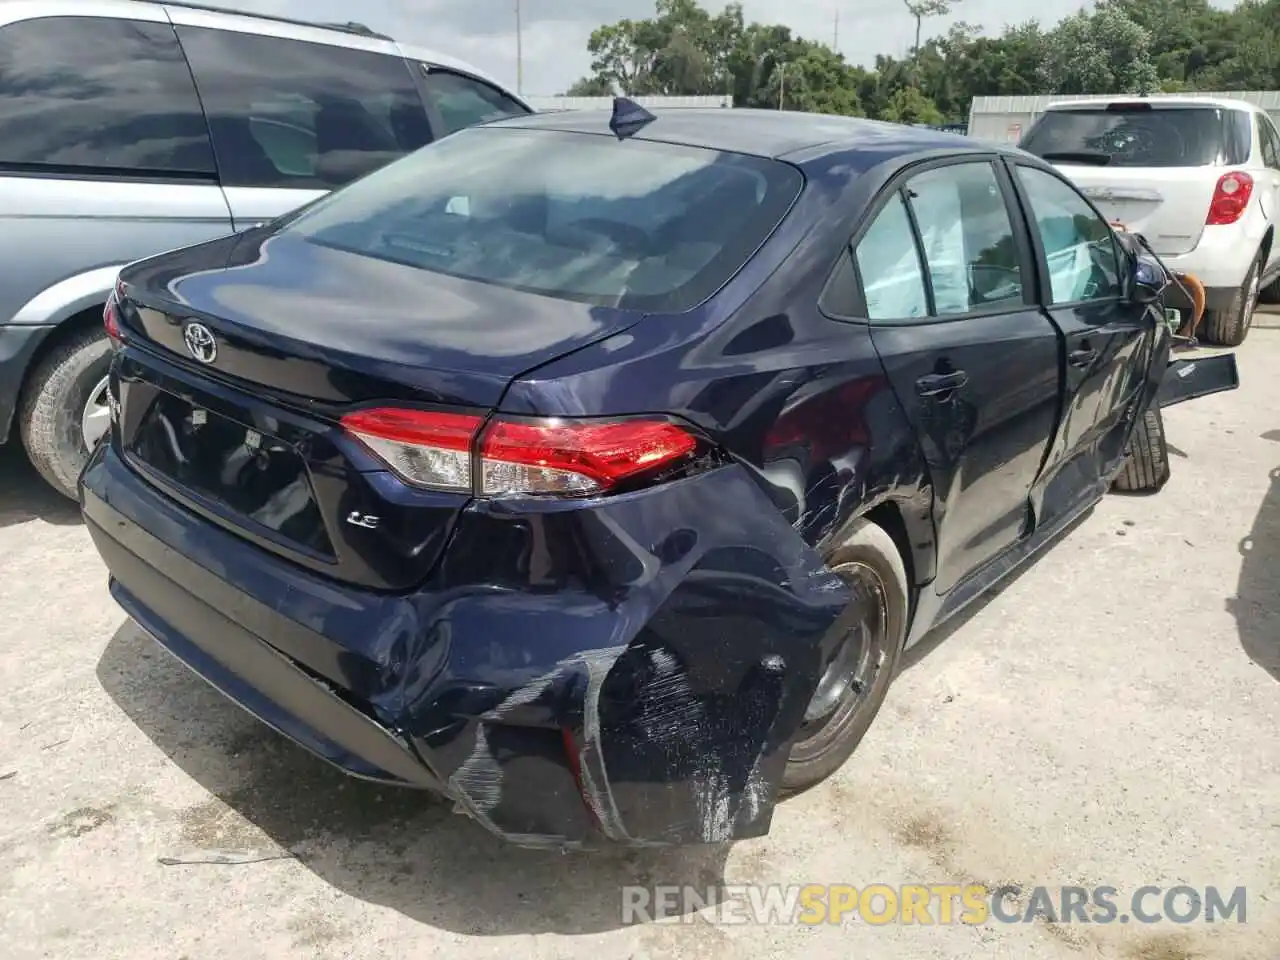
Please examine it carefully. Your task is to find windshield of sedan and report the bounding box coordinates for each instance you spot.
[282,126,804,312]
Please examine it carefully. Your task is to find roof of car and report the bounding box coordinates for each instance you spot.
[495,107,1011,163]
[1046,95,1262,112]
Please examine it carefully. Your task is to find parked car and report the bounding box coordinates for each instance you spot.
[1018,95,1280,346]
[81,106,1238,848]
[0,0,530,500]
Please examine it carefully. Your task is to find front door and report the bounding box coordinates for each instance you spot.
[1008,161,1157,522]
[861,158,1064,595]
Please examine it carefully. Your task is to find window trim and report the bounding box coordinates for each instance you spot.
[1004,157,1126,311]
[820,152,1039,327]
[0,14,218,182]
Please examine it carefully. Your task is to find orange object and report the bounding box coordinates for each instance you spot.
[1174,272,1206,338]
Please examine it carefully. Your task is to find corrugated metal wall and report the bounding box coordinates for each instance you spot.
[968,91,1280,141]
[526,95,733,111]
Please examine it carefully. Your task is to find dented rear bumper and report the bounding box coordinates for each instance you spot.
[81,441,853,848]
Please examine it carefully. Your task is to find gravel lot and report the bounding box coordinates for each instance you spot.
[2,325,1278,960]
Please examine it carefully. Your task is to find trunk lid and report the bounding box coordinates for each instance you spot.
[113,232,641,590]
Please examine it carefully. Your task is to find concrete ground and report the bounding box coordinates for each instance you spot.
[2,328,1279,960]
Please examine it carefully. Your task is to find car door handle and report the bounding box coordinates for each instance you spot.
[915,371,968,397]
[1069,348,1098,368]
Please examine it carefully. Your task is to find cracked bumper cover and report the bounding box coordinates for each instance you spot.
[81,442,856,848]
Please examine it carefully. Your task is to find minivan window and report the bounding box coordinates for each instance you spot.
[1020,106,1252,167]
[283,127,804,312]
[0,16,215,175]
[419,70,529,135]
[176,26,432,189]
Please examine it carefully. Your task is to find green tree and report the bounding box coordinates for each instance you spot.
[1040,4,1160,95]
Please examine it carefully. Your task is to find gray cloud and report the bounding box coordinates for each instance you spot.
[234,0,1233,97]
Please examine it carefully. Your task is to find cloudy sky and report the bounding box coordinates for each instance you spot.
[237,0,1216,96]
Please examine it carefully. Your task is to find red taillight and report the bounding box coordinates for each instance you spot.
[104,276,126,345]
[339,407,700,497]
[1206,171,1253,225]
[479,418,697,496]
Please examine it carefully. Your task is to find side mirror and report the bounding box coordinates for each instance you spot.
[1130,256,1167,305]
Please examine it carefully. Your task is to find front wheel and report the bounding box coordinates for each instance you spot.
[18,326,112,501]
[1113,407,1170,494]
[783,519,909,792]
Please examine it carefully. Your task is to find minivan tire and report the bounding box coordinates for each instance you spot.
[783,519,908,792]
[19,326,113,501]
[1201,254,1262,347]
[1113,407,1170,494]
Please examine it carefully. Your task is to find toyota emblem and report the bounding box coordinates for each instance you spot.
[183,322,217,364]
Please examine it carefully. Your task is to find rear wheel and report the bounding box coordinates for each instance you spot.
[1201,254,1262,346]
[783,519,908,792]
[1113,407,1170,494]
[1260,272,1280,305]
[18,326,112,501]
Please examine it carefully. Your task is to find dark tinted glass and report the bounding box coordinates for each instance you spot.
[177,27,431,189]
[419,70,529,135]
[284,127,803,312]
[1259,115,1280,170]
[1021,106,1251,167]
[0,16,214,175]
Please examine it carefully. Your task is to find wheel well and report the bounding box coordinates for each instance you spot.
[21,303,106,390]
[863,500,915,590]
[1262,226,1274,268]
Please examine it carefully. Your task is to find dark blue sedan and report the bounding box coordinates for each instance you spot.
[81,104,1237,848]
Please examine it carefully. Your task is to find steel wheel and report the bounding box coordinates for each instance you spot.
[790,560,890,764]
[81,375,111,451]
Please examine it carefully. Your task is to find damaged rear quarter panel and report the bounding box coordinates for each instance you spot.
[411,464,854,847]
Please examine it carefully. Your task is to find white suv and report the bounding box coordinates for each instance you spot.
[1019,96,1280,346]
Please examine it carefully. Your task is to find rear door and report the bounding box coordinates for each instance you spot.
[1007,161,1154,522]
[1020,102,1253,256]
[860,157,1063,596]
[171,17,433,228]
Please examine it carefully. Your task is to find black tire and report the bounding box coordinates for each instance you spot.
[1112,407,1170,494]
[1201,254,1262,346]
[18,325,112,501]
[783,519,908,791]
[1260,273,1280,305]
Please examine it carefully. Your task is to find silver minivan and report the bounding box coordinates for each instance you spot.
[0,0,530,498]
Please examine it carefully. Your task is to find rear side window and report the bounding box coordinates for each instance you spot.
[283,127,803,312]
[0,16,214,176]
[903,162,1025,315]
[1020,105,1251,167]
[177,27,432,189]
[419,70,528,136]
[1258,115,1280,170]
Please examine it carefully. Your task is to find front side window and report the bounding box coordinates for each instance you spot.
[1016,165,1122,305]
[853,193,929,321]
[177,27,431,189]
[281,127,803,312]
[419,70,528,136]
[904,161,1026,316]
[0,16,214,175]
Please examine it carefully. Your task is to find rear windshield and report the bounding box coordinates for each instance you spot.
[282,126,804,312]
[1019,106,1251,167]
